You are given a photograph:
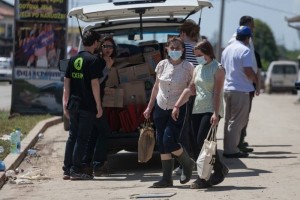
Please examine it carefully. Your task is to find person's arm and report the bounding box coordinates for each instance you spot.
[211,67,225,126]
[244,67,258,85]
[143,79,159,119]
[99,66,110,84]
[63,77,70,119]
[255,68,261,96]
[91,78,102,118]
[171,68,196,121]
[99,56,114,84]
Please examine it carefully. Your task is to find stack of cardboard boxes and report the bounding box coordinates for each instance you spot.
[102,41,163,132]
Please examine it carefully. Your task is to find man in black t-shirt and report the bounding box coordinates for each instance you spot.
[62,30,106,180]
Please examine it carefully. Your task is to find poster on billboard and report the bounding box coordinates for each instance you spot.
[16,0,67,22]
[12,0,67,114]
[11,67,63,115]
[14,21,66,68]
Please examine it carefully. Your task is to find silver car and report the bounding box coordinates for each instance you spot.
[0,57,12,84]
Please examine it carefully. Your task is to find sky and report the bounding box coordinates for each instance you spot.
[4,0,300,50]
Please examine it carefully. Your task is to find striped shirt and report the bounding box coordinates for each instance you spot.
[184,43,198,67]
[155,59,194,110]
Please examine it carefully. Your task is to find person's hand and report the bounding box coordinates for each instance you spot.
[210,113,219,126]
[255,87,260,96]
[143,107,152,119]
[171,107,180,121]
[63,106,69,119]
[96,105,103,118]
[103,56,114,69]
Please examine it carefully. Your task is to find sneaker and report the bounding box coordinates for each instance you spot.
[173,166,182,176]
[63,170,70,180]
[94,162,110,177]
[243,141,249,147]
[239,146,254,153]
[70,171,93,180]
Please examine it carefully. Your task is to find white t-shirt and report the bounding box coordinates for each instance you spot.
[221,40,255,92]
[228,32,258,73]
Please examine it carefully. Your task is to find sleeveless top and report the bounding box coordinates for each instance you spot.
[192,59,224,117]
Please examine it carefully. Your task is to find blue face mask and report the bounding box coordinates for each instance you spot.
[168,50,182,61]
[196,56,207,65]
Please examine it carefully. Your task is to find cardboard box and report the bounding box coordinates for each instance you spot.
[105,67,119,87]
[102,88,124,108]
[143,50,162,74]
[133,63,151,80]
[117,66,135,84]
[119,81,146,105]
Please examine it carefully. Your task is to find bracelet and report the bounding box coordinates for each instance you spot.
[174,105,180,109]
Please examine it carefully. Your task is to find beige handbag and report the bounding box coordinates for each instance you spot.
[138,120,155,163]
[196,125,217,180]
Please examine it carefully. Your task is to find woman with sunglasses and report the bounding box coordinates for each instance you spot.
[171,39,228,189]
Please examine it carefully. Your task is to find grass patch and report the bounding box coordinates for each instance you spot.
[0,110,52,160]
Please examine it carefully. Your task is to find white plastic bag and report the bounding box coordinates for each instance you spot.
[196,126,217,180]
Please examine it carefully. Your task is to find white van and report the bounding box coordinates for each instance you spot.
[265,60,299,94]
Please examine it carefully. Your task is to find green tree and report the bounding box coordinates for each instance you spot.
[253,19,279,71]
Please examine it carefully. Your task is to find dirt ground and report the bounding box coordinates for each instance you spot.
[1,93,300,200]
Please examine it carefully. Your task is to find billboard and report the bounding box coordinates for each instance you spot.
[12,0,67,115]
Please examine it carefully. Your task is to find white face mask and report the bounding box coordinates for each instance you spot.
[168,50,182,61]
[196,56,207,65]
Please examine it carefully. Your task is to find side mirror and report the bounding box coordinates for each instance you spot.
[59,59,69,72]
[295,81,300,90]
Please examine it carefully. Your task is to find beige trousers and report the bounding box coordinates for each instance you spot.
[223,91,250,154]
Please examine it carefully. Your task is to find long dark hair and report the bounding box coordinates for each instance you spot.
[101,36,117,58]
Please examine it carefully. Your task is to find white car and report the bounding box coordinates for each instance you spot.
[265,60,299,94]
[0,57,12,84]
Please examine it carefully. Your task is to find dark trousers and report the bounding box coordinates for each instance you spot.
[153,103,186,154]
[63,109,96,173]
[179,96,196,158]
[82,112,110,169]
[191,112,224,174]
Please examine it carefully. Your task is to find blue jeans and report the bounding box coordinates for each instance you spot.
[82,112,110,169]
[63,109,96,173]
[153,103,186,154]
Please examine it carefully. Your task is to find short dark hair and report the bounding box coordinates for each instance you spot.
[165,37,186,60]
[239,16,254,26]
[82,30,100,47]
[236,34,251,42]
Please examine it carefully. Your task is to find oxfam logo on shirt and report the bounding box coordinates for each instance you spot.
[74,57,83,71]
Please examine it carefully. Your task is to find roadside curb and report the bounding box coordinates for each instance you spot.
[0,116,62,188]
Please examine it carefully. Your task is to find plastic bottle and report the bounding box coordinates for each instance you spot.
[15,128,22,153]
[10,129,21,154]
[0,146,5,171]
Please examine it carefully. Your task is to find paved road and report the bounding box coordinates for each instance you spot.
[1,93,300,200]
[0,83,12,111]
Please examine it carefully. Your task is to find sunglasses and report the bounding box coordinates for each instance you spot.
[102,44,114,49]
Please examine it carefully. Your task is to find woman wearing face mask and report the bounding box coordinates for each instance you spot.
[143,37,195,188]
[171,39,229,189]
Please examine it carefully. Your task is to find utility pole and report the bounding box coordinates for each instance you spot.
[216,0,225,61]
